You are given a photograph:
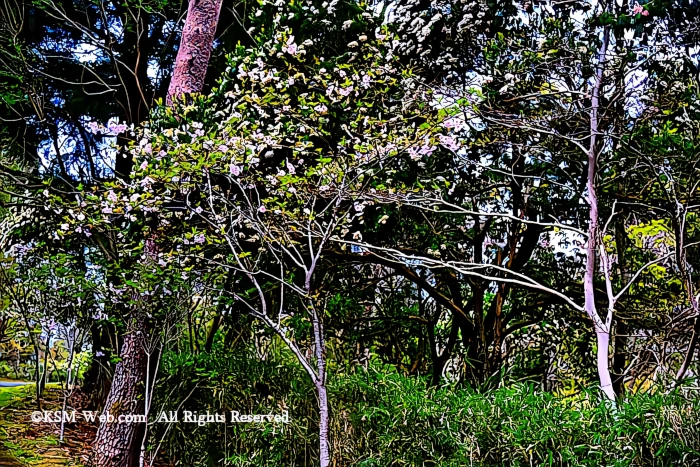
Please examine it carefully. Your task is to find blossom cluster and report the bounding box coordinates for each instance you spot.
[87,120,129,136]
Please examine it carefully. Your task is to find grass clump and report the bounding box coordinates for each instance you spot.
[155,352,700,466]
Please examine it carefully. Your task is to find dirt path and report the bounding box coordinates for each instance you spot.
[0,384,87,466]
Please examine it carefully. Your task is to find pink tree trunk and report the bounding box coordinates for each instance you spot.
[167,0,224,106]
[92,0,225,461]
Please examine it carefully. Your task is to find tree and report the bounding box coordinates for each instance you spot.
[167,0,225,105]
[85,4,448,460]
[339,0,699,400]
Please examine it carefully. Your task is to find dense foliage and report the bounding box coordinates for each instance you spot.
[155,347,700,466]
[2,0,700,465]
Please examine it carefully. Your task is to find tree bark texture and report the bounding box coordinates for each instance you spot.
[316,381,331,467]
[167,0,224,106]
[311,304,331,467]
[92,323,147,467]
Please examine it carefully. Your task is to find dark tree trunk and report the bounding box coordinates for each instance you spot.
[465,216,492,385]
[39,332,50,393]
[204,316,222,352]
[674,203,700,382]
[428,313,462,387]
[427,276,465,387]
[111,7,153,179]
[611,320,627,396]
[33,346,42,410]
[204,272,235,352]
[83,322,117,410]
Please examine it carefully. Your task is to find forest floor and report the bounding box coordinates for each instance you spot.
[0,383,93,466]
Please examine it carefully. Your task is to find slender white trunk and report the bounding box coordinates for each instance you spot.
[311,302,330,467]
[140,346,162,467]
[316,382,330,467]
[596,331,616,401]
[585,26,615,401]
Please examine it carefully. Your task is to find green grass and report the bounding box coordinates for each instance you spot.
[0,383,34,408]
[155,352,700,466]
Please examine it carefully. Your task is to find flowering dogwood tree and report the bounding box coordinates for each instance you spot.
[56,2,465,459]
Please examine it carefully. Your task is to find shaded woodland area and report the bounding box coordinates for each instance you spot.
[2,0,700,465]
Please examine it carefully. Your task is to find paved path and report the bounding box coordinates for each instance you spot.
[0,382,31,388]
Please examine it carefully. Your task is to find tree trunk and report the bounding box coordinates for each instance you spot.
[311,310,331,467]
[427,309,461,387]
[204,272,235,352]
[167,0,224,106]
[139,347,162,467]
[595,330,616,401]
[316,381,330,467]
[584,26,615,401]
[60,327,77,444]
[677,325,699,381]
[39,331,50,393]
[611,210,628,396]
[34,345,42,410]
[674,204,700,382]
[83,322,116,410]
[305,293,331,467]
[204,316,222,352]
[92,321,147,467]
